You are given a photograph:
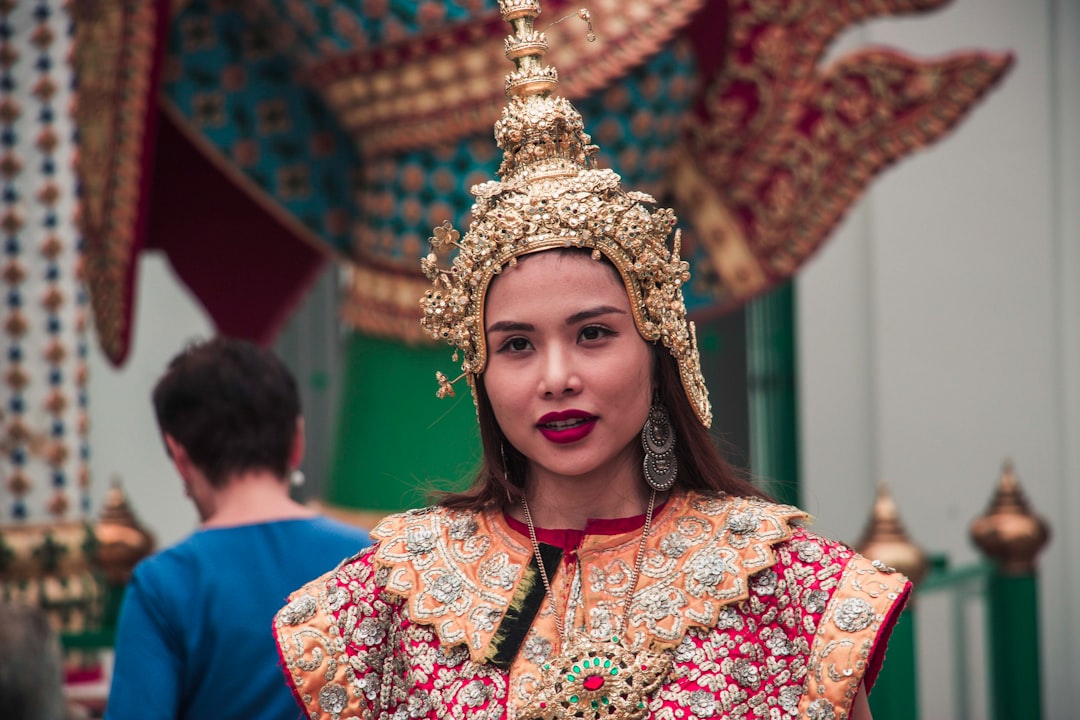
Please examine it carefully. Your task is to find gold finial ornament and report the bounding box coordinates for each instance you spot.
[420,0,712,426]
[94,478,155,584]
[854,482,928,587]
[970,460,1050,575]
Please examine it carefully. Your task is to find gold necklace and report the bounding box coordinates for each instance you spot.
[516,489,672,720]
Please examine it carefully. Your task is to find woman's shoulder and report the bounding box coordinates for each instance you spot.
[676,490,809,534]
[369,504,484,541]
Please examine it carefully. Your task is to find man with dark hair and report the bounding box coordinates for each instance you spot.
[106,338,370,720]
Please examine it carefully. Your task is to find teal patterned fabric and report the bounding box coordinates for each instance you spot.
[357,41,700,267]
[164,2,359,253]
[164,1,714,306]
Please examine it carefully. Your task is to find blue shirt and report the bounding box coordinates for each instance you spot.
[106,517,370,720]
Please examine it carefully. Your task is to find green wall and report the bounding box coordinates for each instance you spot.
[327,332,481,512]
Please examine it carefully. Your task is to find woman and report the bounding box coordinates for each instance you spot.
[274,3,908,718]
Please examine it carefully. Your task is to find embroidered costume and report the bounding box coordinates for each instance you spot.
[274,5,910,718]
[274,492,909,719]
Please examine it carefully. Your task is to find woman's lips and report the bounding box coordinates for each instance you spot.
[537,410,598,444]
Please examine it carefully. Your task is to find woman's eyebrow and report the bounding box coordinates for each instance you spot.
[565,305,625,325]
[486,320,535,333]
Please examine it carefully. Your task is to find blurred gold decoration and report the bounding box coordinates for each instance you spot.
[46,489,70,518]
[3,309,27,336]
[0,408,49,456]
[0,520,100,633]
[93,478,154,584]
[855,482,929,587]
[970,460,1050,575]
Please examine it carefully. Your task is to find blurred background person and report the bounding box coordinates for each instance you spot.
[105,338,370,720]
[0,602,88,720]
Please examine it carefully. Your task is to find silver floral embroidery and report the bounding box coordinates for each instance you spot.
[689,689,718,717]
[688,550,731,588]
[524,634,557,664]
[448,515,479,540]
[674,634,698,662]
[752,569,778,595]
[458,680,490,707]
[766,633,793,656]
[805,589,828,615]
[871,558,896,573]
[352,618,386,647]
[806,698,837,720]
[405,526,437,554]
[326,584,349,612]
[732,657,760,689]
[587,605,615,639]
[279,594,317,625]
[360,672,380,699]
[469,605,502,633]
[716,605,743,630]
[661,532,691,557]
[779,685,801,714]
[407,691,432,717]
[430,572,464,604]
[834,597,876,632]
[726,509,761,534]
[636,585,679,621]
[392,707,408,720]
[522,634,552,665]
[796,541,824,564]
[478,553,517,590]
[319,684,348,714]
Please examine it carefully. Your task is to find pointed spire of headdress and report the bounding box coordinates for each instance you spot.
[420,1,713,427]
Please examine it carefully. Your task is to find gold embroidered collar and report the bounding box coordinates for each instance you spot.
[370,492,807,663]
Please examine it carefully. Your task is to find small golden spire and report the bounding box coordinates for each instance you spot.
[970,460,1050,574]
[94,477,155,584]
[855,482,929,587]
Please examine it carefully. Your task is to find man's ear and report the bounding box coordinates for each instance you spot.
[163,434,192,477]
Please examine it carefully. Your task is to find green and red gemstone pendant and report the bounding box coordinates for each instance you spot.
[519,635,671,720]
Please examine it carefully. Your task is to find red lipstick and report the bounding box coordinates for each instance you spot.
[536,409,597,444]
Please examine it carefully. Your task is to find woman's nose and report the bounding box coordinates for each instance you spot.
[538,346,581,398]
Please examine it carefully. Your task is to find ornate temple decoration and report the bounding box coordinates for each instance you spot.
[302,0,705,158]
[1,0,89,524]
[970,460,1050,575]
[0,481,153,634]
[676,0,1012,311]
[855,482,929,587]
[71,0,164,365]
[75,1,1011,360]
[94,479,155,584]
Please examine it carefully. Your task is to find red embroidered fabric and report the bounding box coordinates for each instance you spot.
[274,494,910,719]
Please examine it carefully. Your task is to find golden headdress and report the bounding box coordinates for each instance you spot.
[420,0,711,428]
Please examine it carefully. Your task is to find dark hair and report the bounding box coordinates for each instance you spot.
[438,339,769,510]
[152,337,300,487]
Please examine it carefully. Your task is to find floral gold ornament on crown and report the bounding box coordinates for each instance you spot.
[419,0,712,428]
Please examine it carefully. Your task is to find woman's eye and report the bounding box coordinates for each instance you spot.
[497,337,532,353]
[579,325,613,342]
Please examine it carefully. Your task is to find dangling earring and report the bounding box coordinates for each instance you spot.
[289,469,306,487]
[642,401,677,491]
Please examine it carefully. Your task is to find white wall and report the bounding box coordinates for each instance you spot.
[87,254,209,549]
[798,1,1078,716]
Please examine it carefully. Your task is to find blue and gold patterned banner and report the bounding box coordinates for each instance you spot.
[1,0,90,523]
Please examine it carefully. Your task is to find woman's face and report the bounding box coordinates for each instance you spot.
[483,251,653,487]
